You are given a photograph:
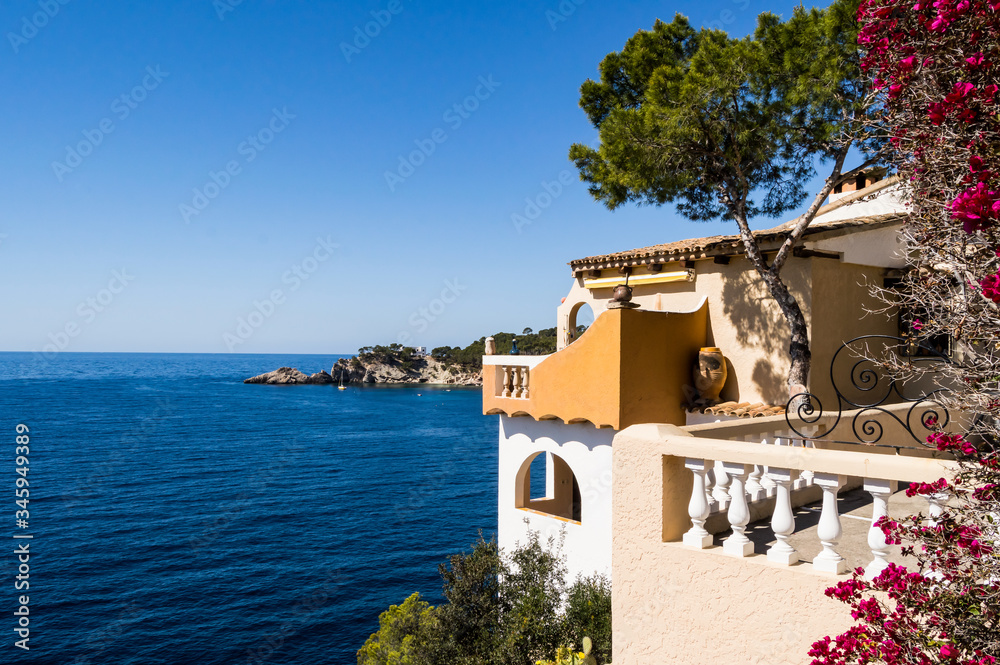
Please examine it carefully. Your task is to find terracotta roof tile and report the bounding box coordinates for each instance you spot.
[690,401,786,419]
[569,177,906,271]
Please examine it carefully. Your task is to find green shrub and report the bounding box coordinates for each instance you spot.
[358,534,613,665]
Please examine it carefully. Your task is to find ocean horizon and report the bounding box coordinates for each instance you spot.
[0,352,497,664]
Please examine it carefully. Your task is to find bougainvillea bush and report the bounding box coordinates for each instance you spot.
[810,0,1000,662]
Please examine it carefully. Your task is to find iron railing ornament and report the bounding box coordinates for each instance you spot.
[785,335,952,445]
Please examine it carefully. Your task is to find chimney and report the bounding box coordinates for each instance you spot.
[829,168,887,202]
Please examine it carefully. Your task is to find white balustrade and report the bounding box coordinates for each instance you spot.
[744,436,766,501]
[683,459,714,549]
[710,462,731,510]
[722,462,754,557]
[864,478,897,580]
[498,365,530,399]
[812,473,847,574]
[926,491,948,525]
[767,467,799,565]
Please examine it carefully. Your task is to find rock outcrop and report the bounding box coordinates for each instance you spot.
[245,359,481,386]
[244,367,335,385]
[332,356,481,386]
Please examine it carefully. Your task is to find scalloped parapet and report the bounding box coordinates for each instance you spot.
[482,303,707,429]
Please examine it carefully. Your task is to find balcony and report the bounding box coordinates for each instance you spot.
[482,302,708,429]
[611,407,961,664]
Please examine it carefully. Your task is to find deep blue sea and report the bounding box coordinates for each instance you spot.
[0,352,497,665]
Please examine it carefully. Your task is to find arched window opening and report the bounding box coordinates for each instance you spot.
[566,302,595,346]
[515,451,581,523]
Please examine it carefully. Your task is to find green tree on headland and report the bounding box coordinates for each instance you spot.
[568,0,882,396]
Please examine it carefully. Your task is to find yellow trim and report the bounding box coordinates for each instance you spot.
[583,270,694,290]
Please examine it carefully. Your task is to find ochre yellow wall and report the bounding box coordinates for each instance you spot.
[556,252,902,408]
[809,259,897,408]
[483,305,707,429]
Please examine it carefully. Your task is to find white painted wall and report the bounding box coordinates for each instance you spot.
[498,415,615,582]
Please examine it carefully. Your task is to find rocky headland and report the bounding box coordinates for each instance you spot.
[244,356,481,386]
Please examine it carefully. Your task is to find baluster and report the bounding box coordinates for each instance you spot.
[799,434,816,488]
[705,466,719,513]
[711,461,731,510]
[520,366,530,399]
[759,432,778,498]
[767,467,799,565]
[501,366,511,398]
[864,478,897,580]
[511,365,522,398]
[926,492,948,525]
[683,459,714,549]
[788,431,809,490]
[812,473,847,574]
[925,491,950,580]
[745,436,765,501]
[721,462,754,557]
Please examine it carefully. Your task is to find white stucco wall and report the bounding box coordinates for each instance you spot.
[498,415,615,582]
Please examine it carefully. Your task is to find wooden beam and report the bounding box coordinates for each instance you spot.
[647,263,663,273]
[712,255,731,265]
[793,247,841,261]
[680,260,695,269]
[588,269,602,278]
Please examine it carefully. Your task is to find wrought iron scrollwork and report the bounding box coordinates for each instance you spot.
[785,335,952,445]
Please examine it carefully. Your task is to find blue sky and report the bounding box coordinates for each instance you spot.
[1,0,837,355]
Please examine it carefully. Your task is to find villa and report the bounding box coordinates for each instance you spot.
[481,175,958,663]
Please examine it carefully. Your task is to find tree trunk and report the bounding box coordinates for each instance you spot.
[759,270,811,397]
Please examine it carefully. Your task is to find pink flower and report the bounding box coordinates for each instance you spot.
[981,273,1000,302]
[940,643,959,659]
[899,55,917,71]
[945,81,975,103]
[951,182,1000,232]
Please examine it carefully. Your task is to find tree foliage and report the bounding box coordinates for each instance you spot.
[431,328,561,369]
[357,534,613,665]
[569,1,880,393]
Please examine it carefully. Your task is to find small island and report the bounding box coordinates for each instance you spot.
[243,328,563,387]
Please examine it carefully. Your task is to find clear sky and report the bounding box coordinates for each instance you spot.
[1,0,836,355]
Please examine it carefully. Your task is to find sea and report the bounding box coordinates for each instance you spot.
[0,352,498,665]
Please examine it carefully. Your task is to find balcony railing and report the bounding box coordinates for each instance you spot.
[483,355,548,401]
[618,410,958,578]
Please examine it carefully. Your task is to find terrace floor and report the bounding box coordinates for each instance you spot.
[712,484,927,572]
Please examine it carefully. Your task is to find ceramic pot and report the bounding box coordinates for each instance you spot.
[694,347,727,403]
[612,284,633,303]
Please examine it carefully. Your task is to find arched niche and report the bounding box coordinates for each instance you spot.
[514,451,581,523]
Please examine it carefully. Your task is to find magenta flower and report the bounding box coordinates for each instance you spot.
[981,272,1000,302]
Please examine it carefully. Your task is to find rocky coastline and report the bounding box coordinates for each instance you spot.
[244,356,482,386]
